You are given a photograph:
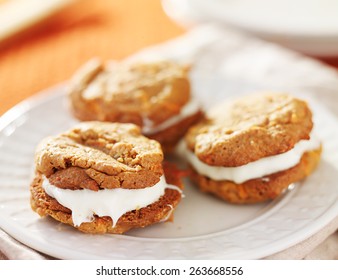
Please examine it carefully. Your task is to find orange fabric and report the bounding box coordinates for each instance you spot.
[0,0,185,115]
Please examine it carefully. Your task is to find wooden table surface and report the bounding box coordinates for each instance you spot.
[0,0,337,116]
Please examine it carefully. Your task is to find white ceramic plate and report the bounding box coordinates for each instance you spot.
[162,0,338,56]
[0,84,337,259]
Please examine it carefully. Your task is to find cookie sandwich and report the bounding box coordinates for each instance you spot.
[30,122,183,234]
[181,93,321,203]
[68,59,203,152]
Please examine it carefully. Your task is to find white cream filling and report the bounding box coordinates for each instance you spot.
[142,98,200,135]
[42,175,181,227]
[182,134,320,184]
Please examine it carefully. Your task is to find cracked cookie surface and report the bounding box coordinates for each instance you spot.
[68,59,191,126]
[35,121,163,189]
[185,93,313,167]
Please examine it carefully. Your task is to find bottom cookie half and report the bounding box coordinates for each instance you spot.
[190,148,322,204]
[30,164,183,234]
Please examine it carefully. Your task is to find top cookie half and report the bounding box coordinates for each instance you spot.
[185,93,313,167]
[68,59,191,127]
[35,122,164,190]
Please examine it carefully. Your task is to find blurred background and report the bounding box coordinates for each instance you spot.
[163,0,338,57]
[1,0,338,115]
